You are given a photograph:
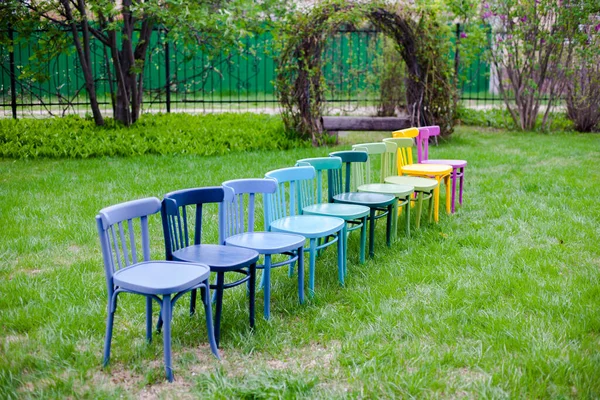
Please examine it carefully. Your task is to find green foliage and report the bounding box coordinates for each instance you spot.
[276,0,457,145]
[447,0,600,131]
[373,36,407,117]
[0,113,305,159]
[456,106,575,132]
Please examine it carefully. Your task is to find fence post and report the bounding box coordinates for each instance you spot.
[164,29,171,113]
[8,24,18,119]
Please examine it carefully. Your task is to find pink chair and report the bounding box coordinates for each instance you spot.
[418,126,467,213]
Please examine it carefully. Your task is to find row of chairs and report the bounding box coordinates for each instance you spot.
[95,125,467,381]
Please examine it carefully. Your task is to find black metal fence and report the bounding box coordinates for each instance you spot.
[0,25,501,119]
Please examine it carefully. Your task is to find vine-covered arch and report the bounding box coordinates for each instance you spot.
[276,1,456,145]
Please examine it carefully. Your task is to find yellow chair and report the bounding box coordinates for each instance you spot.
[383,135,452,223]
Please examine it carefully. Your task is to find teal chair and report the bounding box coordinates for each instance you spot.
[295,157,370,272]
[265,166,345,296]
[329,150,397,258]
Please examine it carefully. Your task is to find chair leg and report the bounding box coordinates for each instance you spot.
[103,302,115,367]
[415,192,424,229]
[297,247,305,304]
[263,256,272,320]
[308,238,317,297]
[444,175,451,215]
[391,200,399,242]
[359,216,367,264]
[433,185,440,222]
[428,190,435,223]
[249,263,256,328]
[451,168,458,213]
[369,208,376,257]
[404,197,411,238]
[337,230,344,286]
[385,204,393,247]
[214,272,225,348]
[340,225,347,285]
[161,295,173,382]
[201,284,220,358]
[459,168,465,205]
[189,289,197,316]
[288,252,296,278]
[146,296,153,343]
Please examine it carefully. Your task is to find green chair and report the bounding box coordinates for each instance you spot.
[295,157,369,278]
[350,142,414,241]
[382,137,439,227]
[328,150,397,258]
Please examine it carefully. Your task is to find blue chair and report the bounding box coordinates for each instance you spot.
[161,187,259,347]
[221,179,305,320]
[328,151,397,258]
[96,197,219,382]
[295,157,370,271]
[265,166,345,296]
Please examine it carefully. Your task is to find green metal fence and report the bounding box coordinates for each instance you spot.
[0,25,494,118]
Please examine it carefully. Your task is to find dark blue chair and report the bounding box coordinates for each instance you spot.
[161,187,259,347]
[96,197,219,382]
[222,179,305,320]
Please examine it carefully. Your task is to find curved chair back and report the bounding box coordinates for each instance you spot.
[96,197,161,296]
[352,142,397,183]
[417,126,436,162]
[329,150,368,195]
[383,137,415,174]
[295,157,342,204]
[161,187,226,258]
[264,166,316,227]
[222,178,277,238]
[392,127,419,138]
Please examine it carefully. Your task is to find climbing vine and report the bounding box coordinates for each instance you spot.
[275,0,456,145]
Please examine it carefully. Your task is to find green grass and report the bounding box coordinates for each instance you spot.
[1,126,599,398]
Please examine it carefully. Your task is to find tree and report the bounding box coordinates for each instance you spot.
[565,17,600,132]
[0,0,289,126]
[481,0,592,130]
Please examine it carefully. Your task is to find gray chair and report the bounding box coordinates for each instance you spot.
[96,197,219,382]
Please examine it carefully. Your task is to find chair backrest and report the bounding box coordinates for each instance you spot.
[264,166,316,227]
[328,150,368,195]
[352,142,398,183]
[161,187,226,259]
[392,127,419,139]
[221,178,277,240]
[417,125,439,162]
[383,137,415,175]
[295,157,342,204]
[96,197,161,295]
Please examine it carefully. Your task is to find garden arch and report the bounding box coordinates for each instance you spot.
[276,1,456,145]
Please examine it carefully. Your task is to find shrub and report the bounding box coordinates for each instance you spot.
[456,106,574,132]
[0,113,306,159]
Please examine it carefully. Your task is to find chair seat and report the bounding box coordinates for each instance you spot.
[302,203,370,220]
[422,159,467,168]
[270,215,344,238]
[333,192,396,207]
[113,261,210,295]
[172,244,259,271]
[384,176,438,191]
[225,232,305,254]
[401,163,452,176]
[358,183,414,197]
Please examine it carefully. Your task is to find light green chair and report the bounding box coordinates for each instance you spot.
[383,137,440,227]
[350,142,414,241]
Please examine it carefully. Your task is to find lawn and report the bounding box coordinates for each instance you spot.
[1,126,599,398]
